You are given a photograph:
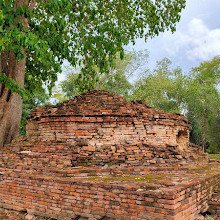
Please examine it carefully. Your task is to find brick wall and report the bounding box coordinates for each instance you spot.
[208,185,220,215]
[0,89,218,220]
[0,141,204,170]
[27,90,190,151]
[0,169,219,220]
[27,118,189,151]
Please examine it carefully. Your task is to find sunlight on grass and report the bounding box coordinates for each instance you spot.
[209,154,220,160]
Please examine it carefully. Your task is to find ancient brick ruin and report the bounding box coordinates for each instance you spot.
[0,89,219,220]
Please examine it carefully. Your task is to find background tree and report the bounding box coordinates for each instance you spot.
[60,69,133,100]
[58,50,149,100]
[207,110,220,153]
[19,86,50,136]
[0,0,186,147]
[185,57,220,152]
[132,58,186,113]
[132,56,220,152]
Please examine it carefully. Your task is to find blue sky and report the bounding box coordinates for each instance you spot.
[131,0,220,73]
[58,0,220,83]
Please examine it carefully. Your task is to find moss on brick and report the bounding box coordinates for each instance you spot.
[85,174,170,183]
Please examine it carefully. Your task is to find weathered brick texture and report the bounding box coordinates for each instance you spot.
[0,89,219,220]
[27,90,190,151]
[0,167,219,220]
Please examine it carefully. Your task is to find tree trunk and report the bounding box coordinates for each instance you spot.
[202,110,208,152]
[0,51,26,147]
[0,0,35,147]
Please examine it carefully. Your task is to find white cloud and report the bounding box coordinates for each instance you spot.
[186,18,220,60]
[163,18,220,61]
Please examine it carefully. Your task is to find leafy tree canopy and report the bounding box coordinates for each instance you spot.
[20,86,50,136]
[56,50,149,101]
[0,0,186,93]
[185,56,220,152]
[132,57,186,113]
[132,56,220,152]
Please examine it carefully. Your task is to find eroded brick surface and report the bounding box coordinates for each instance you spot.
[27,90,190,151]
[0,89,219,220]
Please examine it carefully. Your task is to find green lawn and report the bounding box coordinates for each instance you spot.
[209,154,220,160]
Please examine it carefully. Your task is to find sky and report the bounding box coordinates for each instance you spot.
[131,0,220,73]
[58,0,220,83]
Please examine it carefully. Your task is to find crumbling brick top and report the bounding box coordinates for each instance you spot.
[28,89,190,127]
[1,89,219,220]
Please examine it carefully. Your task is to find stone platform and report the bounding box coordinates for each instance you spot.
[0,90,219,220]
[0,141,219,220]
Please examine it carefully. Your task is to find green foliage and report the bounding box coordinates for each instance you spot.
[186,57,220,151]
[19,86,50,136]
[1,0,186,93]
[59,71,81,99]
[100,71,132,100]
[132,56,220,152]
[206,216,214,220]
[0,72,24,96]
[132,58,186,113]
[207,113,220,153]
[58,50,143,100]
[209,154,220,160]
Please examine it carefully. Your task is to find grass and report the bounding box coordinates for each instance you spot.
[209,154,220,160]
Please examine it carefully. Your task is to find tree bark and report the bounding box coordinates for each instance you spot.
[0,0,35,147]
[0,51,26,147]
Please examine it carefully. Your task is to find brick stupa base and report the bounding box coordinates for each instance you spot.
[0,90,219,220]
